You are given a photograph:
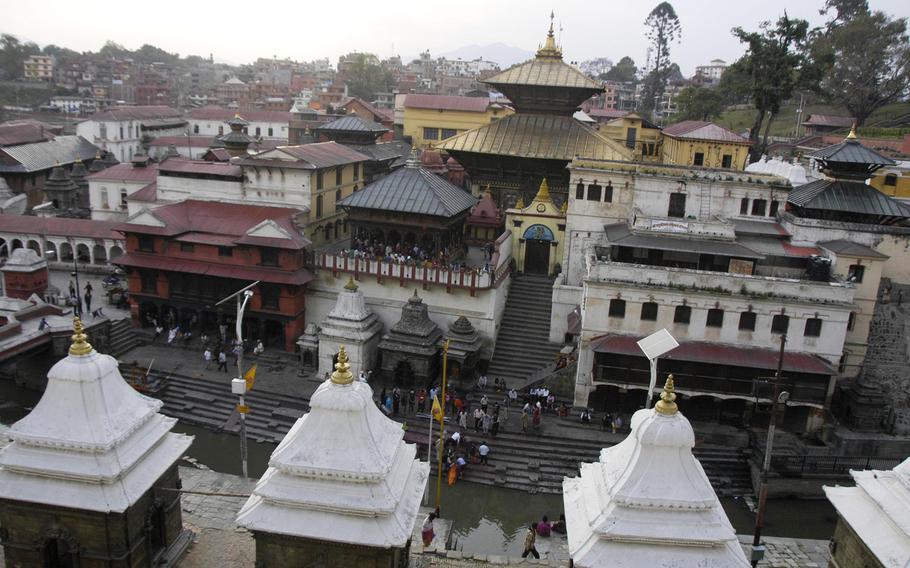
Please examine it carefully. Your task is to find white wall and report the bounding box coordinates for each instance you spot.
[77,120,187,163]
[189,118,288,140]
[242,167,312,209]
[89,178,151,221]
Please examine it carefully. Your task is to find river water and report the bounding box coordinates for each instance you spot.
[0,380,838,555]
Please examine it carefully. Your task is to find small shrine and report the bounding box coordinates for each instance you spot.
[0,318,194,566]
[443,316,483,383]
[563,376,749,567]
[318,277,383,377]
[506,178,566,276]
[378,290,443,387]
[297,322,320,372]
[221,113,253,157]
[236,347,429,567]
[825,456,910,567]
[43,163,81,213]
[1,248,48,300]
[465,187,503,244]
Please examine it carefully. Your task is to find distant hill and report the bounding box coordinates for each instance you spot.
[439,43,533,68]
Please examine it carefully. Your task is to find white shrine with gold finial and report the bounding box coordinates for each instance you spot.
[318,276,383,377]
[237,346,428,562]
[0,317,193,512]
[563,375,749,567]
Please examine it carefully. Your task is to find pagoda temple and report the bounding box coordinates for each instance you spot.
[0,318,194,567]
[318,276,384,377]
[221,113,253,157]
[236,346,429,567]
[564,375,750,567]
[378,289,444,386]
[438,15,631,207]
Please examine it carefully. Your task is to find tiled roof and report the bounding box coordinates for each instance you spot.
[115,253,314,286]
[88,105,182,122]
[437,114,631,162]
[788,179,910,218]
[277,142,370,168]
[126,182,157,202]
[661,120,750,143]
[147,136,214,148]
[0,120,57,146]
[157,158,243,178]
[339,97,393,122]
[586,108,629,119]
[483,57,600,90]
[0,135,100,173]
[339,166,477,217]
[116,200,309,250]
[0,214,121,240]
[404,94,491,113]
[810,138,896,167]
[819,239,889,259]
[315,115,388,134]
[86,162,159,183]
[802,114,854,128]
[189,106,292,123]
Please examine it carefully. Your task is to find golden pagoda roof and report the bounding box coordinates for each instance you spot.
[483,57,600,90]
[437,113,632,162]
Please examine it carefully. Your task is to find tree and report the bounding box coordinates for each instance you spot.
[0,33,40,79]
[675,86,727,121]
[733,14,811,161]
[134,44,179,64]
[641,2,682,114]
[580,57,614,79]
[810,0,910,126]
[344,53,391,101]
[603,56,637,83]
[716,59,752,105]
[98,40,130,59]
[42,44,80,61]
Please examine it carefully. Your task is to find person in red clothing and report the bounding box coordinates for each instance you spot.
[536,515,552,537]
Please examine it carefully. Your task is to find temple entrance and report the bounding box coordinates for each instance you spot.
[147,501,167,558]
[42,537,75,568]
[394,360,414,387]
[524,240,550,275]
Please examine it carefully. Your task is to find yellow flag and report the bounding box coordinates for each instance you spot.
[431,395,443,423]
[244,364,257,391]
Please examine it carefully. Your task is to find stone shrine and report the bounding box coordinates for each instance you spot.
[297,322,320,372]
[378,289,443,387]
[318,276,383,377]
[563,375,749,567]
[0,317,194,567]
[1,248,49,300]
[236,347,429,567]
[443,315,483,383]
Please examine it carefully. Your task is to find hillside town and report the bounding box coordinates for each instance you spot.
[0,1,910,567]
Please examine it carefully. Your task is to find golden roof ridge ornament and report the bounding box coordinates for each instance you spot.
[514,195,525,209]
[69,316,93,356]
[846,122,858,141]
[654,374,678,416]
[534,177,552,204]
[536,11,563,60]
[331,346,354,385]
[344,276,358,291]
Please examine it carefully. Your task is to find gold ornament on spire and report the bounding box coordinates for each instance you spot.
[560,199,568,214]
[69,316,93,356]
[344,276,358,291]
[655,374,678,416]
[846,123,858,140]
[536,11,563,59]
[534,177,552,204]
[331,346,354,385]
[514,195,525,209]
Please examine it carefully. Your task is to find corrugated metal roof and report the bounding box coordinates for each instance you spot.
[0,135,99,173]
[819,239,889,259]
[342,141,411,167]
[158,158,243,178]
[0,120,57,146]
[809,139,896,166]
[0,213,120,239]
[404,94,492,113]
[788,179,910,217]
[338,166,477,217]
[86,162,159,183]
[315,115,388,134]
[732,219,790,238]
[483,58,600,90]
[437,114,631,162]
[604,222,764,259]
[591,334,836,375]
[115,253,315,286]
[89,105,182,121]
[188,106,292,123]
[662,120,750,143]
[801,114,854,128]
[278,142,370,168]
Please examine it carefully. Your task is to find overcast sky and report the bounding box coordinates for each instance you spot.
[3,0,909,75]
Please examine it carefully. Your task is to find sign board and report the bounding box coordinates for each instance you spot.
[650,220,688,233]
[729,259,754,275]
[637,328,679,361]
[237,404,250,414]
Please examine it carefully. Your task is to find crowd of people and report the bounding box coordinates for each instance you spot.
[335,237,496,273]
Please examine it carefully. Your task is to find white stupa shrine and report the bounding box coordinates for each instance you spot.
[0,317,193,565]
[236,345,428,565]
[563,375,749,567]
[825,457,910,567]
[318,277,383,377]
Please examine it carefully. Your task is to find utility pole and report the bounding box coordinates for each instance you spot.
[435,339,450,513]
[216,281,259,479]
[751,333,790,567]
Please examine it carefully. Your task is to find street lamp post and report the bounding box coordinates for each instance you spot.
[216,281,259,479]
[46,244,81,317]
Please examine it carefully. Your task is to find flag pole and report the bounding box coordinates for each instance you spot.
[424,397,432,505]
[435,339,450,513]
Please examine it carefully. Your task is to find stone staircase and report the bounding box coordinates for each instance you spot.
[108,318,140,357]
[486,274,563,388]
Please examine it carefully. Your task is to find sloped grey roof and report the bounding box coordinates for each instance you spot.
[0,135,99,173]
[788,179,910,218]
[810,139,895,166]
[819,239,889,259]
[316,115,388,134]
[338,166,477,217]
[343,140,411,167]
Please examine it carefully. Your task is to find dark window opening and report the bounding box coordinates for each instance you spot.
[335,189,342,204]
[751,199,767,216]
[641,302,658,321]
[353,163,360,181]
[847,264,865,283]
[336,168,343,186]
[674,305,691,324]
[260,284,280,310]
[441,128,457,139]
[218,246,233,257]
[140,271,157,294]
[625,127,637,149]
[255,126,261,136]
[668,193,686,218]
[587,184,602,202]
[771,314,789,334]
[316,194,323,218]
[575,183,585,200]
[316,170,324,190]
[884,174,898,187]
[260,247,279,266]
[721,154,733,169]
[179,242,194,252]
[769,200,779,216]
[605,184,613,203]
[739,311,756,331]
[609,299,626,318]
[693,152,704,166]
[267,127,273,137]
[804,318,823,337]
[847,312,856,331]
[740,198,749,215]
[706,308,724,328]
[138,235,155,252]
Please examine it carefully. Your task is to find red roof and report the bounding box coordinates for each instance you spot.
[277,142,369,168]
[468,190,502,228]
[801,114,854,128]
[86,162,159,183]
[0,120,58,147]
[340,97,393,123]
[586,108,629,120]
[0,214,121,240]
[116,199,309,250]
[591,334,836,375]
[662,120,750,143]
[404,94,491,113]
[89,105,182,121]
[189,106,292,123]
[158,158,243,178]
[127,182,157,202]
[147,135,214,148]
[115,252,315,286]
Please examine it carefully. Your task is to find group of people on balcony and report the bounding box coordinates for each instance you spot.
[336,237,489,272]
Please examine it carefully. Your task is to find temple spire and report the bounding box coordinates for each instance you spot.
[69,316,93,356]
[655,374,678,416]
[537,11,563,59]
[533,177,552,204]
[846,122,858,141]
[330,346,354,385]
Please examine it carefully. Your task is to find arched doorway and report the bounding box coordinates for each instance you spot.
[109,245,123,261]
[0,238,8,258]
[59,242,74,261]
[45,241,57,261]
[75,244,90,263]
[41,532,77,568]
[11,238,23,251]
[522,224,554,275]
[27,240,41,256]
[92,245,107,264]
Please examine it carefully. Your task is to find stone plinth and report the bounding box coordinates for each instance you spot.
[318,278,383,377]
[1,249,48,300]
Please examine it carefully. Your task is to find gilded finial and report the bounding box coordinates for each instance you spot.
[234,112,241,119]
[560,199,568,214]
[537,11,562,59]
[655,374,678,416]
[330,346,354,385]
[514,195,525,209]
[534,178,551,204]
[69,316,93,356]
[344,276,358,291]
[846,123,858,141]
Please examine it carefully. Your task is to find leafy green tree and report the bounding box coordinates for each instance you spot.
[344,53,391,101]
[641,2,682,114]
[0,33,40,79]
[603,56,637,83]
[733,14,812,161]
[716,59,752,105]
[42,44,80,61]
[675,86,727,121]
[98,40,131,59]
[810,0,910,126]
